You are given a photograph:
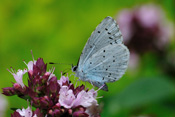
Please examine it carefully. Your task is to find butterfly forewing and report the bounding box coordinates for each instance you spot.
[78,16,123,69]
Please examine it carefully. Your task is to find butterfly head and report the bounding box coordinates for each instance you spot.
[71,65,78,72]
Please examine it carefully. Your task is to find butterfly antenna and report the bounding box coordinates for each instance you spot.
[49,62,72,66]
[30,50,35,62]
[72,75,76,84]
[75,79,80,88]
[62,68,71,75]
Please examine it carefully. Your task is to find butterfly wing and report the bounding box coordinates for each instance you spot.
[84,44,129,83]
[74,16,129,90]
[78,16,123,69]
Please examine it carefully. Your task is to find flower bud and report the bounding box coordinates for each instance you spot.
[2,87,15,96]
[73,111,89,117]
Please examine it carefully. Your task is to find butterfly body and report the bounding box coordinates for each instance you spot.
[72,16,129,91]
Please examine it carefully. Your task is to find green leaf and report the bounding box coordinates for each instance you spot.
[105,77,175,115]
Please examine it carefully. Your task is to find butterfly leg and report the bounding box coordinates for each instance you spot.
[84,81,87,89]
[89,80,95,89]
[91,81,108,91]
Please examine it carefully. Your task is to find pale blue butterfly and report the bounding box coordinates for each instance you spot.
[72,16,129,91]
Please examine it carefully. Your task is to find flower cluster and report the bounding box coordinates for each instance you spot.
[117,4,173,54]
[117,4,173,69]
[2,57,100,117]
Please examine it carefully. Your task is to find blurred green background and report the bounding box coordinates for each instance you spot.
[0,0,174,117]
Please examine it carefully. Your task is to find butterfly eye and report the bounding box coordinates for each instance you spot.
[72,66,77,72]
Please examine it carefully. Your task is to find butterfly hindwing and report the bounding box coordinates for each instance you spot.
[84,44,129,83]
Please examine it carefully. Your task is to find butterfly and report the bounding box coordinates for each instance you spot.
[72,16,129,91]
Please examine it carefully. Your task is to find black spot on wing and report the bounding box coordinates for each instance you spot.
[109,37,113,39]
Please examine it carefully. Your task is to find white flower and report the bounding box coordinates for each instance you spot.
[24,60,36,71]
[16,106,36,117]
[48,67,55,80]
[8,69,27,88]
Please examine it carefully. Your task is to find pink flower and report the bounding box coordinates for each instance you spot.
[7,59,37,89]
[7,59,37,88]
[57,75,69,86]
[135,4,173,49]
[58,84,98,109]
[59,86,75,108]
[136,5,163,28]
[73,89,97,108]
[8,69,27,88]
